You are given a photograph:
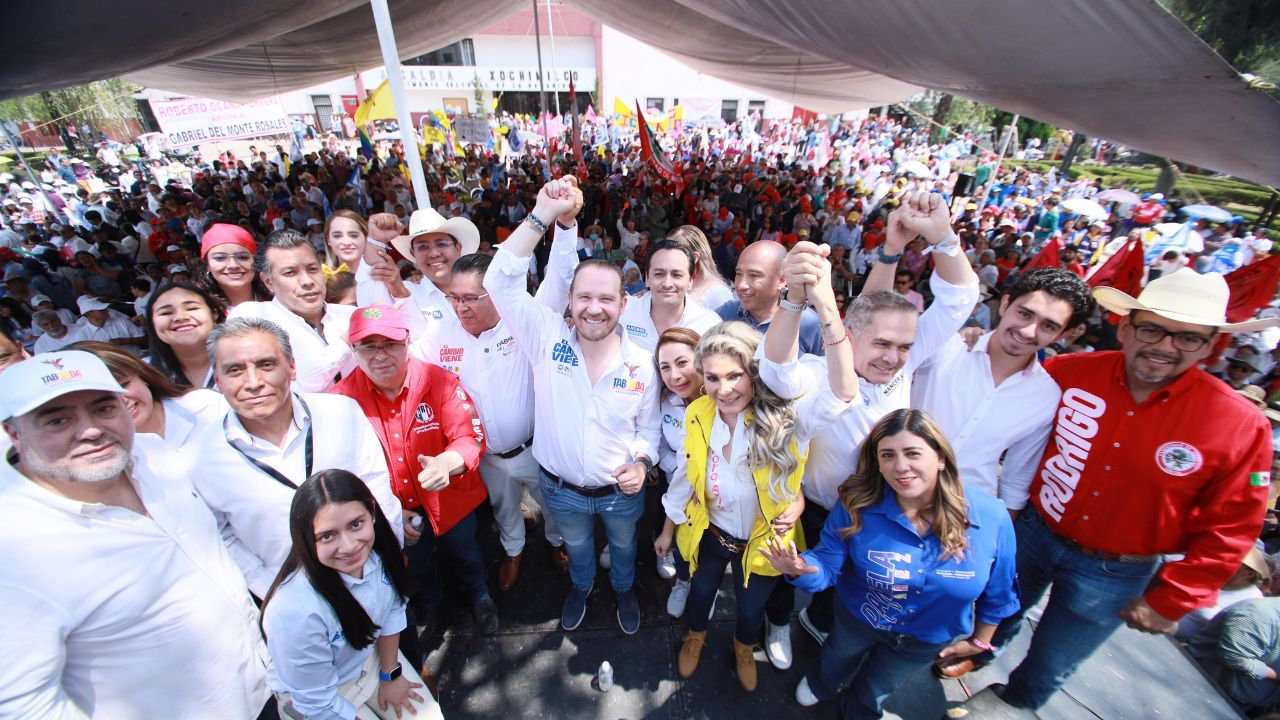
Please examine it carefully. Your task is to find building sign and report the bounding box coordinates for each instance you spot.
[149,96,291,148]
[387,66,597,93]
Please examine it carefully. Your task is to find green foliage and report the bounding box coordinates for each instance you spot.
[1004,159,1277,212]
[0,79,142,132]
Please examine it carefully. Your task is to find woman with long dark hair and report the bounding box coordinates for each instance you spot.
[143,281,226,388]
[262,470,442,720]
[761,409,1019,716]
[198,222,271,309]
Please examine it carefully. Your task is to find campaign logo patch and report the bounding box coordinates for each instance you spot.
[1155,442,1202,477]
[39,358,84,385]
[415,403,435,424]
[551,340,580,366]
[625,324,648,337]
[439,346,464,364]
[613,377,646,393]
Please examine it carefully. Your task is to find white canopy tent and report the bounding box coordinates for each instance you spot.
[4,0,1278,186]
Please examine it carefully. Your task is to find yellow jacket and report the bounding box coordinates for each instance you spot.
[675,395,807,587]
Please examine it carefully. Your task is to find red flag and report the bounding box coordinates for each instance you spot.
[568,78,587,178]
[1021,236,1062,272]
[635,101,683,195]
[743,145,753,166]
[1086,238,1147,324]
[1224,252,1280,323]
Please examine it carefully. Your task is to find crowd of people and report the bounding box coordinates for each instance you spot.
[2,111,1280,719]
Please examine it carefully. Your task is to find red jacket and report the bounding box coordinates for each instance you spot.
[1032,351,1271,619]
[332,359,487,535]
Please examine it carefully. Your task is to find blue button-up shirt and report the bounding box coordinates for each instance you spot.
[791,484,1019,644]
[716,300,826,357]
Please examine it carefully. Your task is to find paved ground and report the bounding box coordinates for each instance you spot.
[418,504,1243,719]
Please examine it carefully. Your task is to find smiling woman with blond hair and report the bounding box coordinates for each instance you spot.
[657,245,855,693]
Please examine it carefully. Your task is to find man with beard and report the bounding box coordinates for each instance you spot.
[0,351,270,718]
[944,268,1277,713]
[484,177,660,635]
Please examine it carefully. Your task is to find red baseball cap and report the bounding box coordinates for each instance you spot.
[200,223,258,259]
[348,304,410,345]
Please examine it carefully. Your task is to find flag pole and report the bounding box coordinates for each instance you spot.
[546,0,562,116]
[976,113,1018,211]
[369,0,431,209]
[532,0,552,178]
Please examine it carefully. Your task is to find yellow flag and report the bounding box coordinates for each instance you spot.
[354,80,396,127]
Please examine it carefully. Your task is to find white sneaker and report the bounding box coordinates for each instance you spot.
[656,551,677,580]
[799,607,829,645]
[795,676,819,707]
[765,621,793,670]
[599,545,611,570]
[667,578,691,617]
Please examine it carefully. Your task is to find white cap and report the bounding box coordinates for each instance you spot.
[169,264,189,274]
[306,218,323,227]
[166,244,180,252]
[76,296,111,313]
[0,351,125,419]
[29,294,51,306]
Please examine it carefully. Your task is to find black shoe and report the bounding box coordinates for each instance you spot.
[616,588,640,635]
[473,597,500,635]
[411,598,438,642]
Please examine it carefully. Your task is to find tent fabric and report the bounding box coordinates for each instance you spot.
[3,0,1278,186]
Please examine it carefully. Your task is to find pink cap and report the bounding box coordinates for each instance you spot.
[200,223,258,259]
[348,304,410,345]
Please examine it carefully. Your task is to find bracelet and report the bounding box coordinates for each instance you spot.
[822,331,849,347]
[525,213,549,234]
[924,232,963,257]
[876,245,903,265]
[968,636,995,653]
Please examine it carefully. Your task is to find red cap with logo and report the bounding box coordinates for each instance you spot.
[348,304,410,344]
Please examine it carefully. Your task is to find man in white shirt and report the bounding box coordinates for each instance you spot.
[762,190,978,643]
[31,310,76,354]
[0,351,270,719]
[484,177,661,635]
[411,239,578,590]
[67,296,146,350]
[912,267,1093,511]
[361,208,480,343]
[192,317,403,597]
[619,239,721,352]
[229,229,357,392]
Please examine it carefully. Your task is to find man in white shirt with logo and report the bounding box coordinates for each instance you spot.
[411,236,579,590]
[619,239,721,351]
[0,351,270,719]
[762,190,978,643]
[229,229,356,392]
[484,177,661,635]
[190,317,402,598]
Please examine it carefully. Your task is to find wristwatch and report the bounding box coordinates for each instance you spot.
[778,291,807,313]
[378,662,403,683]
[636,456,655,473]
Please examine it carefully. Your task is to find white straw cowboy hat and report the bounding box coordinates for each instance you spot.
[391,208,480,259]
[1093,267,1279,333]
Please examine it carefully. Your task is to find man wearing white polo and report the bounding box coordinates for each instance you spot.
[484,177,661,634]
[229,229,357,392]
[618,239,721,352]
[190,317,403,597]
[0,351,270,718]
[411,225,580,590]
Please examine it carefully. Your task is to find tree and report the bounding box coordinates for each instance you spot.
[1162,0,1280,86]
[0,79,141,137]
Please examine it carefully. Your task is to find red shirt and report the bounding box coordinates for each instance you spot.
[1032,351,1271,619]
[331,359,487,535]
[1132,201,1165,226]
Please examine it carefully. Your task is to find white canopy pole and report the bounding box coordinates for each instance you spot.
[369,0,431,210]
[977,113,1019,210]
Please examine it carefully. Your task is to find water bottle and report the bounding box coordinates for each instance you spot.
[404,515,423,546]
[597,660,614,692]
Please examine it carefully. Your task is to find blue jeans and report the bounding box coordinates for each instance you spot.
[808,595,945,719]
[407,509,491,607]
[540,471,645,592]
[684,528,787,644]
[992,509,1160,709]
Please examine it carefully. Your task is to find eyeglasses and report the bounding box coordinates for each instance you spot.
[207,252,254,265]
[411,239,457,253]
[353,341,407,358]
[1131,323,1213,352]
[445,293,490,308]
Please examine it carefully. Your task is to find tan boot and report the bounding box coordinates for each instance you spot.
[733,638,758,692]
[678,630,707,678]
